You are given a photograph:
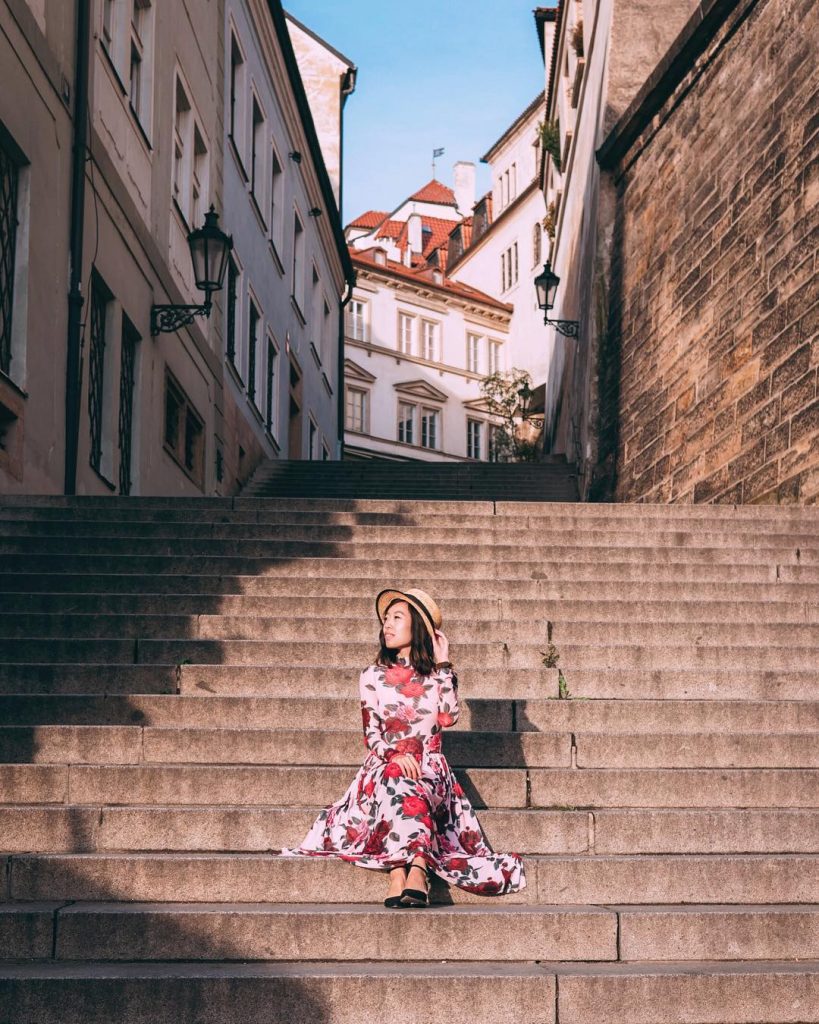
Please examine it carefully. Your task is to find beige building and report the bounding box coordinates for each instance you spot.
[0,0,353,497]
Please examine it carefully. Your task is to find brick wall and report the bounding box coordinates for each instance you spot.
[597,0,818,504]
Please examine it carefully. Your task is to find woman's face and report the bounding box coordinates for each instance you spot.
[382,600,412,651]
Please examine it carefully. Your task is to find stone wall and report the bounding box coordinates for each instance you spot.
[596,0,818,503]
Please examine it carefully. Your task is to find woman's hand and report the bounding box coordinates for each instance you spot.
[431,628,449,664]
[392,753,420,780]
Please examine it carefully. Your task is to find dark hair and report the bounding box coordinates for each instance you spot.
[374,597,435,677]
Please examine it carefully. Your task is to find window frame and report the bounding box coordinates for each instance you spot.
[163,366,205,489]
[345,384,369,434]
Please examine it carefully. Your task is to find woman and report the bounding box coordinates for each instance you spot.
[279,587,526,907]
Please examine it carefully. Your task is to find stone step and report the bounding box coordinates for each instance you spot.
[4,518,819,548]
[3,612,818,644]
[1,724,815,768]
[8,637,808,671]
[7,852,818,904]
[0,559,793,585]
[2,591,817,623]
[1,662,815,700]
[4,901,818,964]
[1,959,817,1024]
[1,694,814,733]
[5,764,815,810]
[1,805,816,855]
[2,534,817,564]
[2,958,818,1024]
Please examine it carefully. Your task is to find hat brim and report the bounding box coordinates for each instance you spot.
[376,589,436,641]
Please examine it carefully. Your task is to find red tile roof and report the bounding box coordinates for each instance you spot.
[348,210,388,229]
[350,247,512,313]
[374,219,404,239]
[409,180,458,206]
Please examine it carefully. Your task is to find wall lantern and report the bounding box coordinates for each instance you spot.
[534,261,580,338]
[516,380,545,429]
[151,206,233,335]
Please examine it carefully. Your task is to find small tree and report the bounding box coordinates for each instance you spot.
[479,369,540,463]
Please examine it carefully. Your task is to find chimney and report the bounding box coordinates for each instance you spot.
[407,213,423,254]
[453,161,476,218]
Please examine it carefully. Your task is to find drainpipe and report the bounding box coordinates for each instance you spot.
[64,0,91,494]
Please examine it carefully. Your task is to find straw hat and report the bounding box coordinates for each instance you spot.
[375,587,442,641]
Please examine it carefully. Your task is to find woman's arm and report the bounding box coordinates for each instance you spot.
[435,665,460,726]
[359,665,397,761]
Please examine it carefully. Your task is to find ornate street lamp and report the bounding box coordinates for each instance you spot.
[151,205,233,335]
[516,380,545,429]
[534,261,580,338]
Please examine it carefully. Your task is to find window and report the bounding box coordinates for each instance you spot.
[310,267,321,355]
[322,442,330,460]
[322,299,331,365]
[467,332,481,374]
[118,314,139,495]
[346,386,368,432]
[225,256,239,368]
[88,271,112,475]
[292,211,304,313]
[420,406,439,449]
[0,136,21,378]
[270,145,283,253]
[488,340,501,374]
[164,369,205,488]
[265,336,278,435]
[191,124,207,228]
[251,95,265,210]
[229,31,246,157]
[398,312,414,354]
[347,299,366,341]
[533,223,542,266]
[467,419,482,459]
[501,242,519,291]
[102,0,115,48]
[247,299,260,404]
[511,163,517,202]
[421,319,438,361]
[172,75,208,228]
[397,401,415,444]
[309,417,317,460]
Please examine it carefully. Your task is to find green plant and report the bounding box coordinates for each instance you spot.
[538,119,561,172]
[571,20,584,58]
[541,643,560,668]
[557,670,571,698]
[543,201,556,241]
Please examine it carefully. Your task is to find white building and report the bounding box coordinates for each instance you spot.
[222,0,355,479]
[446,95,551,408]
[343,178,512,462]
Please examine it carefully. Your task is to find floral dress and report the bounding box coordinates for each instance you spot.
[279,655,526,896]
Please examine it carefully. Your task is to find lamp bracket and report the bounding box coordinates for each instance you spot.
[543,314,580,338]
[151,300,213,336]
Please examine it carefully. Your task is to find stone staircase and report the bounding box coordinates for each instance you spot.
[243,456,580,500]
[0,494,817,1023]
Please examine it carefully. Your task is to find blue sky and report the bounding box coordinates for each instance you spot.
[285,1,551,224]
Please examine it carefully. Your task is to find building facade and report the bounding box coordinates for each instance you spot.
[0,0,353,497]
[343,179,512,461]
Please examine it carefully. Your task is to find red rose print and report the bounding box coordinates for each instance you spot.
[472,880,502,895]
[362,820,390,855]
[428,733,442,752]
[418,814,434,831]
[361,705,370,730]
[401,795,429,817]
[453,781,464,797]
[363,778,376,799]
[383,761,403,778]
[397,679,426,698]
[384,716,411,735]
[448,857,468,872]
[394,736,423,756]
[437,711,455,727]
[384,664,413,686]
[459,829,482,855]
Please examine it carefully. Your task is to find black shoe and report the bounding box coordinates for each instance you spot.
[384,894,406,908]
[400,865,431,907]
